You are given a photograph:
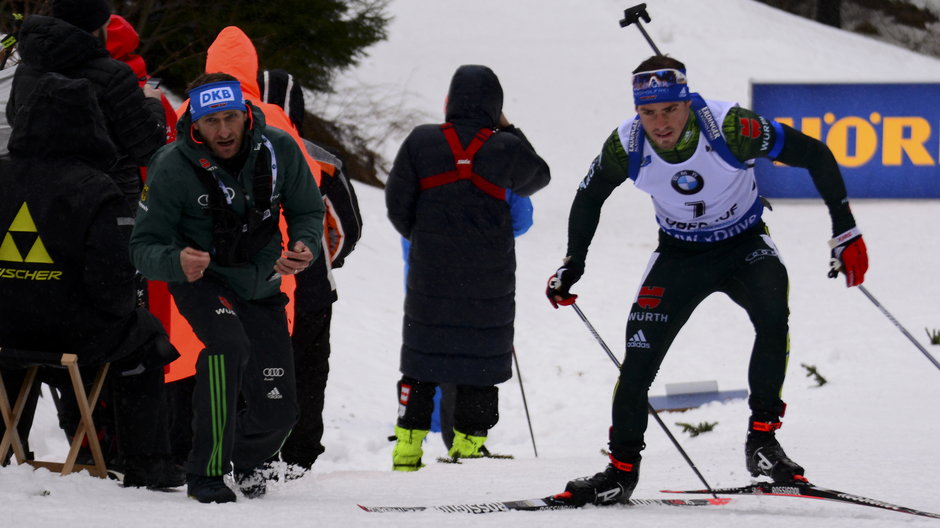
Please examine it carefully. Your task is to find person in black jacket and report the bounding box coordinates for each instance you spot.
[5,0,166,212]
[385,64,550,471]
[0,72,180,489]
[258,69,363,474]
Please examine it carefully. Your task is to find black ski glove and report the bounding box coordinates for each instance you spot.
[546,258,584,308]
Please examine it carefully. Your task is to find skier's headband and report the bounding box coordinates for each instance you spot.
[632,68,689,106]
[188,81,247,122]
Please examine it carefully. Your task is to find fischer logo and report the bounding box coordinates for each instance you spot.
[267,387,283,400]
[627,330,651,349]
[263,368,285,379]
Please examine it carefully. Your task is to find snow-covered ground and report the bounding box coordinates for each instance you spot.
[4,1,940,526]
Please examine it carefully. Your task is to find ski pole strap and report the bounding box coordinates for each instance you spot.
[419,124,505,200]
[751,420,782,433]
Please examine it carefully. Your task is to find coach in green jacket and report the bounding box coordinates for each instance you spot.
[130,73,324,504]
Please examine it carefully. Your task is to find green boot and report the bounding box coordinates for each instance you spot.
[392,426,428,471]
[448,429,487,459]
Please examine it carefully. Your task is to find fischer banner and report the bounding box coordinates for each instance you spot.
[751,82,940,198]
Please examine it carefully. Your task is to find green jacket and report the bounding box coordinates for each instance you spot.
[130,103,324,300]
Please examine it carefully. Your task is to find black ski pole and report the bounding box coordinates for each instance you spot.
[512,347,538,457]
[570,302,718,499]
[857,284,940,371]
[619,3,663,56]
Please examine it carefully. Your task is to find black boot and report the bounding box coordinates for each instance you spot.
[564,456,640,506]
[187,473,237,504]
[745,416,805,482]
[123,456,186,490]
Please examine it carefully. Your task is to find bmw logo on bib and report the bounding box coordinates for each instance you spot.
[671,170,704,195]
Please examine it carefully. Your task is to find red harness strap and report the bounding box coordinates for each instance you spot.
[418,123,505,200]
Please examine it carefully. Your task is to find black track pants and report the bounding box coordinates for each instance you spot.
[396,376,498,436]
[279,306,332,468]
[609,230,790,460]
[169,278,297,476]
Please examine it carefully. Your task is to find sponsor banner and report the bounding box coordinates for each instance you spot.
[751,82,940,198]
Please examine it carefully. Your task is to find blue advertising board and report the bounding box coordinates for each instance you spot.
[751,83,940,198]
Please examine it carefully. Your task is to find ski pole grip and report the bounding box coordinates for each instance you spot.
[619,4,651,27]
[618,3,663,56]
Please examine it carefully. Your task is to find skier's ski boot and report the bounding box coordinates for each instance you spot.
[187,473,237,504]
[448,429,487,459]
[745,417,806,483]
[391,426,428,471]
[563,455,640,506]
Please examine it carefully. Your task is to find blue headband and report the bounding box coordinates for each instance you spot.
[632,68,690,106]
[188,81,247,122]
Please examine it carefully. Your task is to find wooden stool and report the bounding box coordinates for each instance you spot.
[0,348,110,478]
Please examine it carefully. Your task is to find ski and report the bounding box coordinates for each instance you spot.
[662,481,940,519]
[436,446,514,464]
[359,492,731,513]
[436,453,514,464]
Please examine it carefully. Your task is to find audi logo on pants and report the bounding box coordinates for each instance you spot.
[263,368,285,378]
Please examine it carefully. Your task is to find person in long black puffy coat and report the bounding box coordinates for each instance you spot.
[0,72,180,488]
[385,64,550,470]
[6,4,167,212]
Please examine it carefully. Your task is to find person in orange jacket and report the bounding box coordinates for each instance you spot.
[106,14,177,146]
[176,26,321,186]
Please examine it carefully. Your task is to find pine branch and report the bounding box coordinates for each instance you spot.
[926,328,940,345]
[801,363,827,387]
[675,421,717,437]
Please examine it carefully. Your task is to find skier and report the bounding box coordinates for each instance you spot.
[545,55,868,506]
